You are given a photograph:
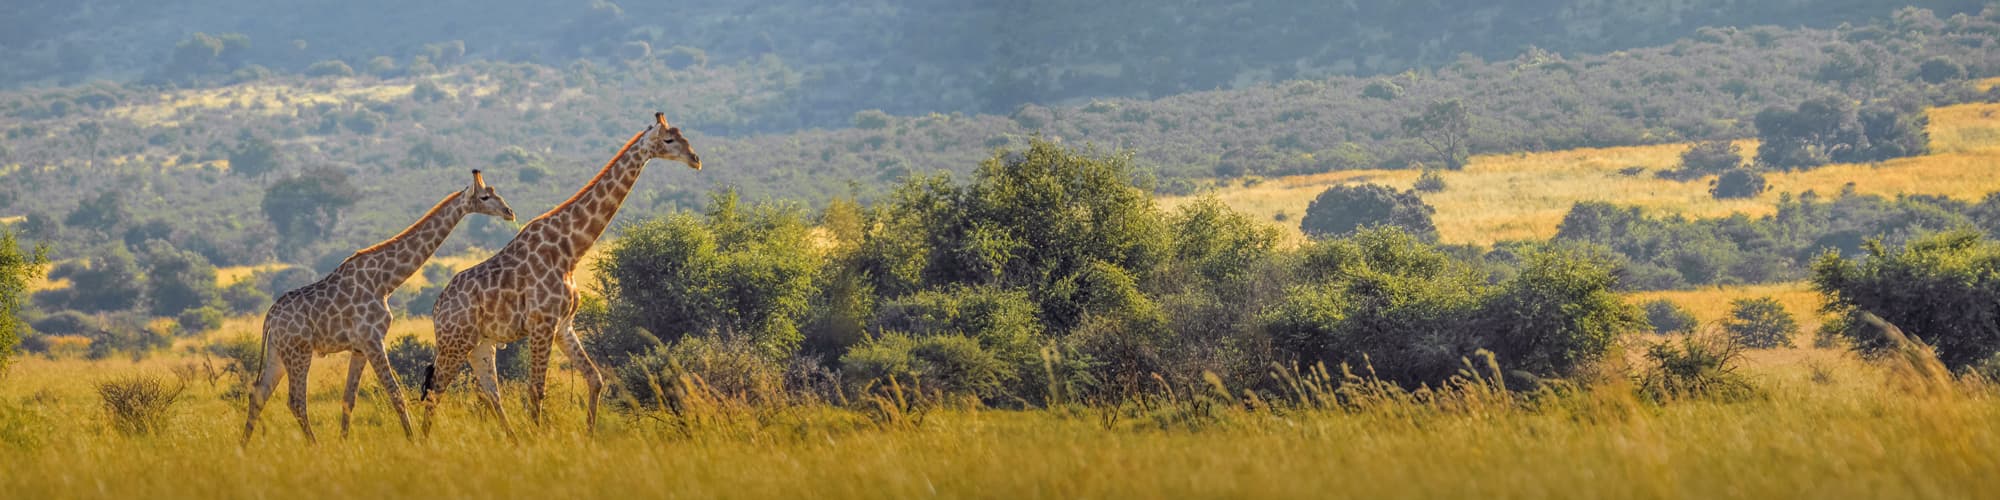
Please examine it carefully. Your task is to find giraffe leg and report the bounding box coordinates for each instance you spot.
[365,341,415,439]
[524,330,555,426]
[555,318,604,432]
[241,345,285,445]
[339,351,364,439]
[420,335,471,437]
[469,341,518,440]
[283,352,317,444]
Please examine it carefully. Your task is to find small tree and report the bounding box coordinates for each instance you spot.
[1643,299,1698,335]
[1,228,50,373]
[262,165,362,258]
[229,135,281,179]
[1678,140,1742,177]
[1721,297,1797,349]
[1710,169,1768,199]
[1402,100,1472,170]
[1300,184,1438,241]
[142,241,220,317]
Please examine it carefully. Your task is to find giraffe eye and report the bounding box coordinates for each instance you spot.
[664,138,676,144]
[480,195,491,201]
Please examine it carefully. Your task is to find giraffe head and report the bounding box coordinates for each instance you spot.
[638,112,702,171]
[462,169,517,221]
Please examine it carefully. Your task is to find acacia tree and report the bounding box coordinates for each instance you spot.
[262,165,361,259]
[1402,100,1471,170]
[229,135,281,179]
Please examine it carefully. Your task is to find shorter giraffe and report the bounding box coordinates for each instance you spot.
[243,170,515,444]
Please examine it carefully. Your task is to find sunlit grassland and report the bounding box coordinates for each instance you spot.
[1164,102,2000,246]
[3,337,1997,498]
[1625,282,1828,334]
[107,75,495,129]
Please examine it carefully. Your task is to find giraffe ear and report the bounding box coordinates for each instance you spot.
[471,169,486,189]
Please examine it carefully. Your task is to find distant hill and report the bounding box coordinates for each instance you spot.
[2,1,1987,130]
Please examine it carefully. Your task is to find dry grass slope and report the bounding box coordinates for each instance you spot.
[1166,101,2000,245]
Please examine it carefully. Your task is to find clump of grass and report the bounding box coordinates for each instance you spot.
[97,376,184,436]
[1637,331,1756,403]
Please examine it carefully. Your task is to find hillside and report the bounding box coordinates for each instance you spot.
[1165,98,2000,245]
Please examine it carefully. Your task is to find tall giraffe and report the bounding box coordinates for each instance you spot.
[243,170,516,444]
[421,113,700,436]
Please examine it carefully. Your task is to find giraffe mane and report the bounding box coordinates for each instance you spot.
[345,190,464,259]
[529,128,648,224]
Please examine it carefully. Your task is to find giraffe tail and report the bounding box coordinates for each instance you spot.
[419,362,436,402]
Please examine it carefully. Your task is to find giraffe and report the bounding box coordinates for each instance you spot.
[243,170,516,444]
[420,113,700,437]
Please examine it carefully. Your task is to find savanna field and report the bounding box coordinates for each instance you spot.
[12,6,2000,498]
[2,83,2000,499]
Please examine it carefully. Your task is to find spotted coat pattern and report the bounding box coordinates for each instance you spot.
[421,113,701,436]
[243,171,515,444]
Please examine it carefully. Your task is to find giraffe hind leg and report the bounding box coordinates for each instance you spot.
[556,320,605,432]
[469,341,519,441]
[241,345,285,445]
[339,352,364,439]
[283,352,317,444]
[420,337,471,438]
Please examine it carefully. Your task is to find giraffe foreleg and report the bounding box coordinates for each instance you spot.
[364,342,415,439]
[524,329,555,427]
[339,352,364,439]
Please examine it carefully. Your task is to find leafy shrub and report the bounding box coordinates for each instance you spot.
[142,241,220,317]
[220,280,271,315]
[613,336,785,410]
[1478,244,1646,376]
[841,332,1008,402]
[1638,332,1755,402]
[176,306,225,335]
[1643,299,1698,335]
[0,229,48,372]
[1413,169,1446,193]
[1722,297,1797,349]
[384,335,434,389]
[1709,169,1768,199]
[1300,184,1438,241]
[1361,79,1402,100]
[1813,230,2000,370]
[869,286,1043,391]
[1678,140,1742,177]
[303,59,354,77]
[97,376,182,435]
[851,109,893,130]
[29,310,93,336]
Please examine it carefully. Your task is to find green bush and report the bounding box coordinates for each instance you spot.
[1639,332,1755,402]
[0,228,49,373]
[1709,169,1768,199]
[1479,244,1646,376]
[220,280,270,315]
[613,336,785,410]
[303,59,355,77]
[1300,184,1437,241]
[1678,140,1742,177]
[1643,299,1698,335]
[1721,297,1798,349]
[384,335,434,389]
[841,332,1008,402]
[1413,169,1446,193]
[1813,230,2000,370]
[176,306,225,335]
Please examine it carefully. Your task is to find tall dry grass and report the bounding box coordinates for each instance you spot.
[1166,102,2000,245]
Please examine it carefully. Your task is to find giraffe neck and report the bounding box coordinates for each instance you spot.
[509,130,651,273]
[335,191,472,297]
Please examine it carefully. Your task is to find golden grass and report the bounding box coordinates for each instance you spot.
[106,75,493,129]
[1166,102,2000,245]
[3,338,1997,498]
[1625,282,1827,334]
